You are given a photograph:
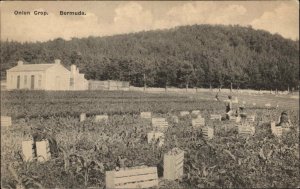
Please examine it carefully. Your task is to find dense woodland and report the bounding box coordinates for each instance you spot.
[0,24,299,90]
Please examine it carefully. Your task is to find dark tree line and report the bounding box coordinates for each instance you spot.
[1,24,299,90]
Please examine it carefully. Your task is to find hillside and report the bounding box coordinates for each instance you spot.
[1,24,299,90]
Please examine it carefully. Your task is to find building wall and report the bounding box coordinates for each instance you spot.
[6,71,46,90]
[45,64,70,90]
[69,65,88,91]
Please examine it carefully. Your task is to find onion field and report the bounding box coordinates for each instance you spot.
[1,90,299,189]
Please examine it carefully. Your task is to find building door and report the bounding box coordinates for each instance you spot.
[31,75,35,89]
[17,75,20,89]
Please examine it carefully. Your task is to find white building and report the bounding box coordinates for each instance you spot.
[6,59,88,91]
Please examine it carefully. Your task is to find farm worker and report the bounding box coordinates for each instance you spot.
[225,95,233,119]
[277,111,292,129]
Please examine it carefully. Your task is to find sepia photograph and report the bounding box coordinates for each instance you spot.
[0,0,299,188]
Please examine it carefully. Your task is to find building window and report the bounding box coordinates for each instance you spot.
[70,78,74,87]
[24,75,27,86]
[38,75,42,88]
[17,75,20,89]
[31,75,35,89]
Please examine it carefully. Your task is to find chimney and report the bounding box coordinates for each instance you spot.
[17,60,23,66]
[54,59,61,64]
[71,65,77,73]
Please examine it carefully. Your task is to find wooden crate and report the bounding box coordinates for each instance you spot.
[94,115,108,123]
[141,112,152,119]
[210,114,221,121]
[238,125,255,136]
[106,166,158,189]
[245,115,255,122]
[265,103,271,107]
[202,127,214,140]
[164,148,184,180]
[80,113,86,122]
[171,115,179,123]
[271,121,282,137]
[152,118,168,131]
[36,140,51,162]
[180,111,190,117]
[1,116,12,127]
[229,116,241,123]
[191,110,201,116]
[147,131,164,147]
[232,97,238,104]
[22,139,35,162]
[192,117,205,128]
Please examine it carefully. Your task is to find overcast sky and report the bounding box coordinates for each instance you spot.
[1,1,299,42]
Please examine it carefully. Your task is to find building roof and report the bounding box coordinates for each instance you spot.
[7,63,56,72]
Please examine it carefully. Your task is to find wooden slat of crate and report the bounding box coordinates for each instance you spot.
[22,140,35,162]
[94,115,108,123]
[1,116,12,127]
[115,179,158,189]
[210,114,221,121]
[164,149,184,180]
[36,140,51,162]
[202,127,214,140]
[141,112,152,119]
[192,118,205,127]
[106,167,158,189]
[180,111,190,117]
[80,113,86,122]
